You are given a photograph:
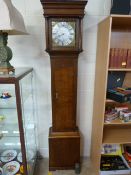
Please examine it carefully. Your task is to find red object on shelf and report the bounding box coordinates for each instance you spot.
[125,150,131,162]
[123,145,131,163]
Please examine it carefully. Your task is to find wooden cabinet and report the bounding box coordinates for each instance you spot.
[91,15,131,175]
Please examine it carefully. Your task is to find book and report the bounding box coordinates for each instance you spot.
[119,49,127,68]
[114,48,119,68]
[122,144,131,167]
[100,155,129,171]
[126,49,131,68]
[109,48,114,68]
[101,144,122,156]
[109,48,128,68]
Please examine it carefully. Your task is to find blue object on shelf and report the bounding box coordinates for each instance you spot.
[110,0,130,15]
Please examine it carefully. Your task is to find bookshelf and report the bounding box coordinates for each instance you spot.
[91,15,131,175]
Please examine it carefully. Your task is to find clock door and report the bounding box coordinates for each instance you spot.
[51,58,77,132]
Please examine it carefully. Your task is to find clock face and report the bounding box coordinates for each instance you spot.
[52,21,75,47]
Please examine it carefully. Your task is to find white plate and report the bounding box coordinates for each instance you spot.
[17,152,22,163]
[1,150,17,163]
[3,161,20,175]
[0,167,3,175]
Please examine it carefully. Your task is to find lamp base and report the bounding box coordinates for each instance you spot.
[0,67,15,75]
[0,32,13,74]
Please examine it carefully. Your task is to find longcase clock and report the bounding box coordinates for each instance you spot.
[40,0,87,171]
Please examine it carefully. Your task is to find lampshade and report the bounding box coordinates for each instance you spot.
[0,0,27,75]
[0,0,27,35]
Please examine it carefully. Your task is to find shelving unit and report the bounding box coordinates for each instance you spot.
[91,15,131,175]
[0,68,37,175]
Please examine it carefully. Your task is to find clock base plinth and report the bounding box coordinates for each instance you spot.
[49,127,80,171]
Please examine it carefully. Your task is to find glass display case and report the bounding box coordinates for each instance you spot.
[0,68,37,175]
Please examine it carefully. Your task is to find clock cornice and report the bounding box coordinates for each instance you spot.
[40,0,87,17]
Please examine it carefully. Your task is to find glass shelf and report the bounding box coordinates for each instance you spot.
[0,137,21,149]
[0,123,36,138]
[0,97,16,109]
[0,94,32,109]
[0,124,19,137]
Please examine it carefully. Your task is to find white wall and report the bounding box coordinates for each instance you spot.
[10,0,111,157]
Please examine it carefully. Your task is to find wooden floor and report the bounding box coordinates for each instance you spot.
[34,158,96,175]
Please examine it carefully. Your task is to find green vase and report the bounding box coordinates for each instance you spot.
[0,32,13,68]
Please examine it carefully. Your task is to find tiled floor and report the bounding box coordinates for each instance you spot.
[34,158,95,175]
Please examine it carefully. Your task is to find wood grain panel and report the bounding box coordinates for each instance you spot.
[51,58,78,132]
[90,16,112,173]
[112,15,131,31]
[103,125,131,144]
[49,127,80,170]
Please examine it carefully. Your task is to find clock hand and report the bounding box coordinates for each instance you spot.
[58,33,65,37]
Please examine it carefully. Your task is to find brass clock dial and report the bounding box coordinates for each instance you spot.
[52,21,76,47]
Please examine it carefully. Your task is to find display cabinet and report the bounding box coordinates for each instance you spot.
[91,15,131,175]
[0,68,37,175]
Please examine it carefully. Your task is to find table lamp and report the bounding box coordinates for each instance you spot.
[0,0,27,74]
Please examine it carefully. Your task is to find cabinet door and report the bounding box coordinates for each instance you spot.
[51,58,77,132]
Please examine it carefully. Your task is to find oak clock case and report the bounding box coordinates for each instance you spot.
[40,0,87,172]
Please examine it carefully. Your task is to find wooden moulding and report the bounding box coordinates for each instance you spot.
[40,0,87,17]
[49,127,80,138]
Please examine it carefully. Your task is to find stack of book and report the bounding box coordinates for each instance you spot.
[120,109,131,122]
[107,87,131,103]
[104,110,118,123]
[127,49,131,68]
[109,48,131,68]
[100,144,131,175]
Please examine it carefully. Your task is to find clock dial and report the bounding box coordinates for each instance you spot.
[52,22,75,47]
